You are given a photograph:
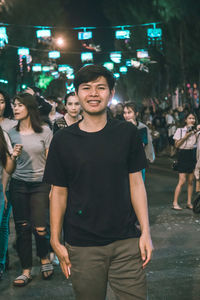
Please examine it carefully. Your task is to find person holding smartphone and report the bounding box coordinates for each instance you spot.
[172,112,198,210]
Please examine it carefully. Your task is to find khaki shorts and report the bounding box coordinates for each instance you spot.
[66,238,147,300]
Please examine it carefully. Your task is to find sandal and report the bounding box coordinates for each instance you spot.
[13,274,32,287]
[186,204,193,210]
[172,204,182,210]
[41,262,54,280]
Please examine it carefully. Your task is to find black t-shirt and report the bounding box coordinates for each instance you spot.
[43,119,147,246]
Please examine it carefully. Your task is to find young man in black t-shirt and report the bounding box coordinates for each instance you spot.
[43,64,153,300]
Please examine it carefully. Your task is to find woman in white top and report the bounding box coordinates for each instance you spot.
[172,112,198,210]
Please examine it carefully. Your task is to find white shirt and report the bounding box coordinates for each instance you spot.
[166,114,176,137]
[173,127,197,149]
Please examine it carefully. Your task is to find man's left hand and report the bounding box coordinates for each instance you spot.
[139,232,154,268]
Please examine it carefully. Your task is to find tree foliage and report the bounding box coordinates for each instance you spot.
[0,0,68,95]
[102,0,200,101]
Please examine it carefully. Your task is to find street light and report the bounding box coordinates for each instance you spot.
[56,37,65,47]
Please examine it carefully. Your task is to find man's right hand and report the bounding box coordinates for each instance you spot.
[51,242,71,279]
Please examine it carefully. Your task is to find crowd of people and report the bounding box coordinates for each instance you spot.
[0,63,199,299]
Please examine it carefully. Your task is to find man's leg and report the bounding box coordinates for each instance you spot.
[66,243,110,300]
[108,238,147,300]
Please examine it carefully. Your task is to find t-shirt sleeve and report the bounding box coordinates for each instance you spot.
[3,131,13,154]
[43,135,69,187]
[128,126,148,173]
[43,126,53,149]
[173,128,181,140]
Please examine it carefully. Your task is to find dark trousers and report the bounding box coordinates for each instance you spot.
[10,178,50,269]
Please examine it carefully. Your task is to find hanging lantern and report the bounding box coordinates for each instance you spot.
[36,29,51,38]
[131,59,141,68]
[110,52,122,64]
[126,60,132,67]
[103,62,114,71]
[0,27,8,49]
[147,28,162,38]
[119,66,128,74]
[0,79,8,84]
[36,28,51,43]
[81,52,93,63]
[147,27,162,49]
[113,73,120,79]
[66,82,75,93]
[136,49,149,59]
[115,30,130,40]
[67,74,75,80]
[78,31,92,40]
[58,65,74,75]
[42,66,52,72]
[17,48,31,73]
[32,64,42,72]
[18,48,30,56]
[48,51,60,59]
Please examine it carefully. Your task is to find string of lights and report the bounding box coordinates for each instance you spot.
[0,21,161,30]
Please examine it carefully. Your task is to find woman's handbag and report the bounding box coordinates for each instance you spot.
[172,129,183,171]
[172,160,179,171]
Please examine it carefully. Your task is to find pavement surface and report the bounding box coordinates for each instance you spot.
[1,156,200,300]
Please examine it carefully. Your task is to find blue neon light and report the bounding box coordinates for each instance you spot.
[78,31,92,40]
[18,48,30,56]
[36,29,51,38]
[115,30,130,39]
[81,52,93,62]
[110,52,122,64]
[147,28,162,38]
[48,51,60,59]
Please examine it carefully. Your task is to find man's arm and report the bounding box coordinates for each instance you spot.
[129,172,153,268]
[50,185,71,278]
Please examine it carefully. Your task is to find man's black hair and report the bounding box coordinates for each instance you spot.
[74,64,115,92]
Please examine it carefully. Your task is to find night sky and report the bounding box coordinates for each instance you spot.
[63,0,109,27]
[61,0,114,68]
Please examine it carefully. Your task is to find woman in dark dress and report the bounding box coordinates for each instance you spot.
[172,112,198,210]
[53,92,81,134]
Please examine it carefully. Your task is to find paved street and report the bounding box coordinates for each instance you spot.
[1,156,200,300]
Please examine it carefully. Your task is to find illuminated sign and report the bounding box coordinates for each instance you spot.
[42,66,51,72]
[110,52,122,64]
[67,74,75,80]
[147,28,162,38]
[58,65,74,74]
[0,79,8,84]
[32,64,42,72]
[18,48,30,56]
[0,27,8,48]
[36,29,51,38]
[126,60,132,67]
[113,73,120,79]
[78,31,92,40]
[137,49,149,59]
[81,52,93,62]
[48,51,60,59]
[131,60,140,68]
[115,30,130,39]
[119,66,128,74]
[103,62,114,71]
